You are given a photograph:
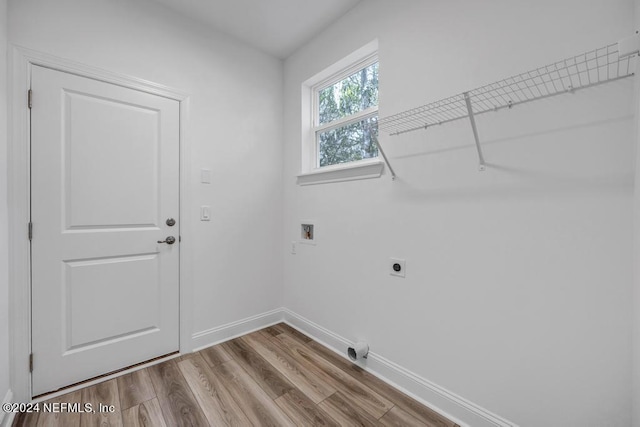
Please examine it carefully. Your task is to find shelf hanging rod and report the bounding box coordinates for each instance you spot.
[373,135,396,180]
[463,92,486,171]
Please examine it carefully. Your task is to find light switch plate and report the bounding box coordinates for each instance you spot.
[201,205,211,221]
[200,169,212,184]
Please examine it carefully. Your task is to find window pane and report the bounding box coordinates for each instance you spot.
[318,62,378,125]
[318,116,379,167]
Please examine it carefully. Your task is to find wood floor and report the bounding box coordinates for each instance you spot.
[13,323,459,427]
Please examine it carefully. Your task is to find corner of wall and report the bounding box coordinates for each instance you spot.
[633,3,640,425]
[282,309,519,427]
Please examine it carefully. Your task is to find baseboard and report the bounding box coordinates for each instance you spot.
[1,389,15,427]
[282,308,519,427]
[190,307,518,426]
[190,308,285,352]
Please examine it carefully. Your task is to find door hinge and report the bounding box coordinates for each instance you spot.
[28,89,32,109]
[28,222,33,241]
[29,353,33,372]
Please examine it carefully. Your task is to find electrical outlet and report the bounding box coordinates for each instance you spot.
[390,258,406,278]
[291,241,296,255]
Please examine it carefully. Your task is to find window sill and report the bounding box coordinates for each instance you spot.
[297,161,385,186]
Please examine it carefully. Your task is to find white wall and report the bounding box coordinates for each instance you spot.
[283,1,634,426]
[5,0,635,424]
[0,0,10,410]
[8,0,283,360]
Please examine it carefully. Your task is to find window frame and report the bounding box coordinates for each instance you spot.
[298,40,384,185]
[311,53,379,169]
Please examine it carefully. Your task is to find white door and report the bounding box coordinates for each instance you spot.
[30,65,180,396]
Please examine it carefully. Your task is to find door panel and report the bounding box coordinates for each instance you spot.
[64,254,160,351]
[31,65,180,395]
[64,91,160,229]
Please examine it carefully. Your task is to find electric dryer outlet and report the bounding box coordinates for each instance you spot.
[389,258,406,278]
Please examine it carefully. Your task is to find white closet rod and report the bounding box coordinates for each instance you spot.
[378,35,639,172]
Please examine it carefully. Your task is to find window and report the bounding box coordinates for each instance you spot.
[299,41,384,185]
[314,61,379,168]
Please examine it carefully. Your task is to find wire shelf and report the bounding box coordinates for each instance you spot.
[378,43,636,137]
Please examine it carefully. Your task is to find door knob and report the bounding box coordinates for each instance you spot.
[157,236,176,245]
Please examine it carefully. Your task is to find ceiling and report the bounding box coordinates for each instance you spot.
[152,0,363,59]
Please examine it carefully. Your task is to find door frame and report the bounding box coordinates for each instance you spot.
[8,45,194,402]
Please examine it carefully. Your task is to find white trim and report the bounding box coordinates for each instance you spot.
[8,45,192,402]
[315,107,378,134]
[0,389,14,427]
[305,40,379,91]
[312,52,379,96]
[7,293,517,427]
[178,94,194,357]
[297,160,384,186]
[301,40,380,174]
[369,354,518,427]
[190,308,285,352]
[15,47,186,100]
[282,308,519,427]
[8,44,32,406]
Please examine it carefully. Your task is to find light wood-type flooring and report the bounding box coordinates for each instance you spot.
[13,323,459,426]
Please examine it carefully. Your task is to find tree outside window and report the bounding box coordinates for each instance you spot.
[315,62,379,167]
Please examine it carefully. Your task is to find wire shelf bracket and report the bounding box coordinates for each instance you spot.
[378,34,640,173]
[373,135,397,180]
[463,91,486,171]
